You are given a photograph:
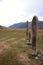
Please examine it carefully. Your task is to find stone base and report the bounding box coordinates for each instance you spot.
[27,42,32,45]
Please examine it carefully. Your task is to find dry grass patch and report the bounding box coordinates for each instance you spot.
[0,41,11,50]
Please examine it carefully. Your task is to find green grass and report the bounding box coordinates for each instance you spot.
[0,29,43,65]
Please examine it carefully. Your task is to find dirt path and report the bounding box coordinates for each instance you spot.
[17,52,30,65]
[0,41,11,54]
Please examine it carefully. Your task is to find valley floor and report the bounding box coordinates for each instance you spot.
[0,29,43,65]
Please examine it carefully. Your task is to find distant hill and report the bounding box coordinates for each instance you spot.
[9,21,43,29]
[38,21,43,29]
[9,22,27,29]
[0,25,7,29]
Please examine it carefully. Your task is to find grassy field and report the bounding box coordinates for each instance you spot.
[0,29,43,65]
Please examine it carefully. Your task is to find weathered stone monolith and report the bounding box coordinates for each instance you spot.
[27,21,29,41]
[29,31,31,42]
[32,16,38,55]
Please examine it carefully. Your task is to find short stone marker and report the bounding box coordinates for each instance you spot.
[29,31,31,42]
[26,21,32,45]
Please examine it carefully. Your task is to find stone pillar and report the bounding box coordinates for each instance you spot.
[32,16,38,55]
[27,21,29,41]
[29,31,31,42]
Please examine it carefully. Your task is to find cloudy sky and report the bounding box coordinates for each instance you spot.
[0,0,43,27]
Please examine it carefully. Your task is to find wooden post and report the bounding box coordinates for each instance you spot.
[32,16,38,55]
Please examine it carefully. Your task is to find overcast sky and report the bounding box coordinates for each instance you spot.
[0,0,43,27]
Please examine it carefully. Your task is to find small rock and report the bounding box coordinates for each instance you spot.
[35,56,39,59]
[38,54,42,58]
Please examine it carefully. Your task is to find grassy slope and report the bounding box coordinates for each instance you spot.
[0,29,43,65]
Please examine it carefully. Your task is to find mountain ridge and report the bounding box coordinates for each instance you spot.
[0,25,7,29]
[9,21,43,29]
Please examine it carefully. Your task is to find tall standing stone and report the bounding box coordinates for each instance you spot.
[27,21,29,41]
[32,16,38,55]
